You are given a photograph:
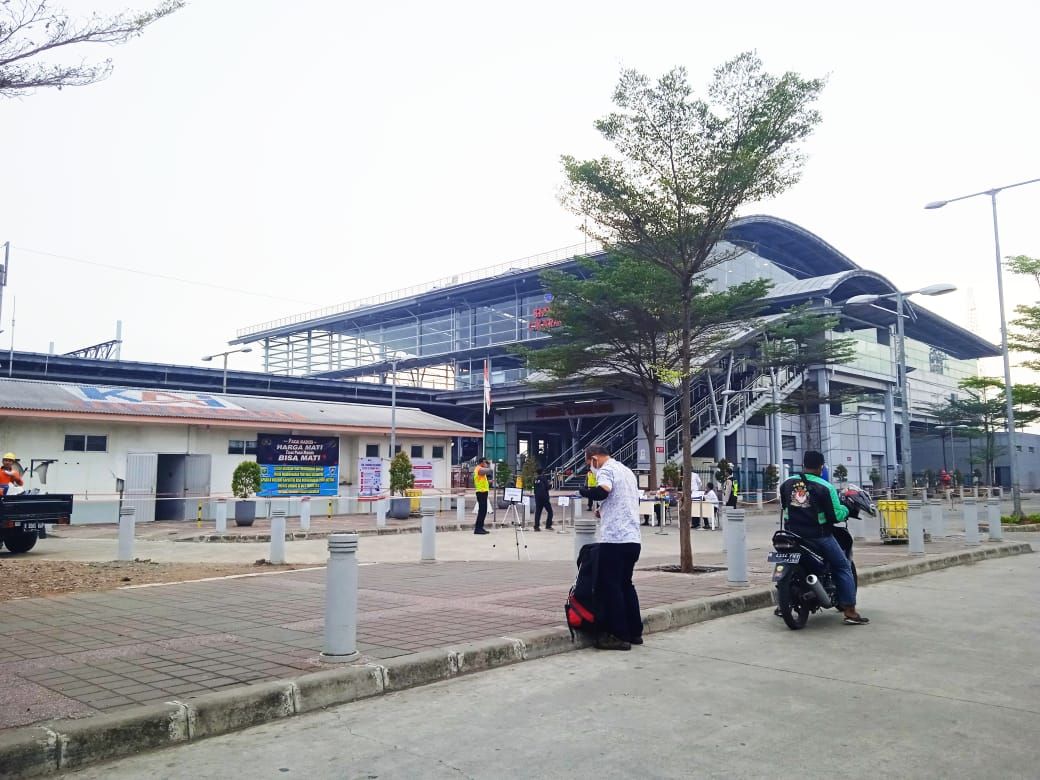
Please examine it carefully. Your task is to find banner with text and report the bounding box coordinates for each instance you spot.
[257,433,339,497]
[358,457,384,498]
[411,459,434,489]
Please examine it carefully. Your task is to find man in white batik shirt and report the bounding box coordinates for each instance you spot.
[578,443,643,651]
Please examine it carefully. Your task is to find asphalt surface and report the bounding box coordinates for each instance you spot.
[62,551,1040,780]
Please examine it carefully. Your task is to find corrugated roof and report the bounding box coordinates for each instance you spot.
[0,378,480,435]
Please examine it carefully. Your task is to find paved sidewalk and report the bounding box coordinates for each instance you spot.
[0,534,1019,730]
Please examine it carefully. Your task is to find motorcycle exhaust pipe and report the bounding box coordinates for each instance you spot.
[804,574,832,607]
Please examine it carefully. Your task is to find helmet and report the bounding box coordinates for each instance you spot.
[2,452,15,461]
[839,484,876,518]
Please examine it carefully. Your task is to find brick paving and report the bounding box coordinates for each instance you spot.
[0,536,1016,730]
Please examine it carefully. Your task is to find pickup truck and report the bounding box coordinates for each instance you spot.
[0,493,74,554]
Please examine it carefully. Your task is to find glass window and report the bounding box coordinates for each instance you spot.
[228,440,245,454]
[365,444,379,458]
[244,440,257,455]
[782,435,796,451]
[432,445,445,459]
[411,445,424,458]
[390,444,402,457]
[86,435,108,452]
[64,434,85,452]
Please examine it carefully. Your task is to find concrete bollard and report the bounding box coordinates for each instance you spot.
[755,489,763,510]
[720,508,727,552]
[214,498,227,534]
[567,498,576,529]
[963,498,980,546]
[724,508,748,586]
[456,495,466,526]
[420,504,436,562]
[321,533,359,663]
[986,498,1002,542]
[573,518,597,570]
[574,499,583,519]
[118,505,135,561]
[931,500,946,538]
[849,512,866,542]
[907,500,925,556]
[299,497,311,530]
[375,498,387,528]
[270,509,287,564]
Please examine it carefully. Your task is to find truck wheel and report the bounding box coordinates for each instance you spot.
[2,530,38,554]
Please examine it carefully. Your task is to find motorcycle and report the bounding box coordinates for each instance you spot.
[770,484,876,630]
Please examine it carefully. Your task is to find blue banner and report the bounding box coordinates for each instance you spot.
[256,433,339,496]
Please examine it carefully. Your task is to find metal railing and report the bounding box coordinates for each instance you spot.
[237,240,603,339]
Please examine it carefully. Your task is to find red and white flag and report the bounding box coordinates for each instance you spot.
[483,360,492,414]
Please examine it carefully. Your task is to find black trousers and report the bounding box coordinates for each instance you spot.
[534,497,553,529]
[475,491,488,531]
[596,542,642,642]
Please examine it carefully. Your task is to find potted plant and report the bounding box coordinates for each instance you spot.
[388,450,414,520]
[232,461,262,526]
[764,464,780,497]
[519,455,539,511]
[495,461,513,510]
[832,464,848,484]
[662,461,681,489]
[869,467,882,489]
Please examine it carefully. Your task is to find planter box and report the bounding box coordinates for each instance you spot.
[234,501,256,527]
[388,497,411,520]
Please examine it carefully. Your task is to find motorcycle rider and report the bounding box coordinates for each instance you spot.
[779,450,869,626]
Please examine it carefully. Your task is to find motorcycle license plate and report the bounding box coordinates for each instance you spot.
[768,552,801,564]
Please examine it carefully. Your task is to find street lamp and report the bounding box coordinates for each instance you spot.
[846,283,956,497]
[201,347,252,394]
[925,177,1040,517]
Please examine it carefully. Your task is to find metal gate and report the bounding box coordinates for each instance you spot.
[124,453,158,523]
[182,454,212,521]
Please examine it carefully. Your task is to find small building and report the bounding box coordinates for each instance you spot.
[0,378,478,523]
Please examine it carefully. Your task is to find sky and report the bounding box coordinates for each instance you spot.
[2,0,1039,389]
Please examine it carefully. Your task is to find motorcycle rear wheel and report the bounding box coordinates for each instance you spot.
[776,568,810,630]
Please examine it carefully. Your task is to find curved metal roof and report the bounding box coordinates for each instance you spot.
[725,215,858,279]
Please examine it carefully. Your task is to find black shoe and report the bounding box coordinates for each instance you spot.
[474,529,490,535]
[595,634,632,651]
[629,636,644,645]
[843,613,870,625]
[545,524,553,530]
[533,527,541,532]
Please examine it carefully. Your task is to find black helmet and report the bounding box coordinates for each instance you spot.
[839,484,876,517]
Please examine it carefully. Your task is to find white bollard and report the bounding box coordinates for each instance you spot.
[986,498,1002,542]
[849,512,866,542]
[456,495,466,526]
[214,498,227,534]
[118,505,135,561]
[724,509,748,586]
[931,500,946,539]
[574,499,583,519]
[270,508,287,564]
[907,500,925,556]
[720,508,727,552]
[756,489,763,510]
[375,498,387,528]
[573,518,597,571]
[963,498,980,546]
[420,505,436,562]
[300,497,311,531]
[321,533,359,663]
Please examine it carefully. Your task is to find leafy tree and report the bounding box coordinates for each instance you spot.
[231,461,261,499]
[560,54,824,572]
[755,305,858,450]
[0,0,182,97]
[928,377,1040,487]
[1006,255,1040,370]
[524,252,768,492]
[519,454,539,490]
[833,464,848,482]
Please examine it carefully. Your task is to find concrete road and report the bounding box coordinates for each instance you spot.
[63,552,1039,779]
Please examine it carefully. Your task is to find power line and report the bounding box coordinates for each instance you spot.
[12,246,320,306]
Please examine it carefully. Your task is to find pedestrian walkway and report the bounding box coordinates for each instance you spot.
[0,535,1018,730]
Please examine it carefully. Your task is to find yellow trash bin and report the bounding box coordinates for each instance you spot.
[405,489,422,513]
[878,499,908,543]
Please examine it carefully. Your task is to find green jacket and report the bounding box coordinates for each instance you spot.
[779,472,848,537]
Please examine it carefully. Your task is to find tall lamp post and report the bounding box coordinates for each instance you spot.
[201,347,252,394]
[925,178,1039,516]
[847,283,956,497]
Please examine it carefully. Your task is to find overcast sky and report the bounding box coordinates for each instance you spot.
[2,0,1039,388]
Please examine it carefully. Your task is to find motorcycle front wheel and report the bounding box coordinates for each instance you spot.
[776,568,810,630]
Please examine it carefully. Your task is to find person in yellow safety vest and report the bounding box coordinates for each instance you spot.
[473,458,493,535]
[586,468,597,511]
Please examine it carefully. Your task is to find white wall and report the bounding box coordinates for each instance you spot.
[0,418,454,523]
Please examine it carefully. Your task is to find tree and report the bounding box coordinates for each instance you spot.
[389,451,414,496]
[519,453,539,490]
[561,54,824,572]
[755,305,858,451]
[524,252,768,492]
[0,0,182,97]
[1006,255,1040,370]
[928,377,1040,487]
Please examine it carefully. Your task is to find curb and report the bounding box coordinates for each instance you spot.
[176,521,481,543]
[2,541,1031,777]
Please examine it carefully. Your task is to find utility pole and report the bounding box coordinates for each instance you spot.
[0,241,9,334]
